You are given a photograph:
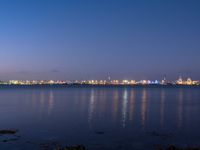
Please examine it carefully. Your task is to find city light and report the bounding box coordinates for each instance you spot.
[0,77,199,86]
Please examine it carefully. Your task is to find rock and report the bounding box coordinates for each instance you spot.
[0,129,18,135]
[55,145,86,150]
[1,138,19,143]
[95,131,104,135]
[170,145,200,150]
[155,145,164,150]
[2,140,8,143]
[167,145,178,150]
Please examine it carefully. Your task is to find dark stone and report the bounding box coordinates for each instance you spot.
[95,131,105,135]
[14,135,21,138]
[55,145,86,150]
[26,141,31,143]
[1,138,19,143]
[167,145,178,150]
[0,129,18,135]
[157,145,200,150]
[2,140,8,143]
[155,145,163,150]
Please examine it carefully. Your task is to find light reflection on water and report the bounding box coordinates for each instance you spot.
[141,89,147,128]
[160,90,165,127]
[111,90,119,121]
[177,89,183,128]
[47,91,54,115]
[122,89,128,128]
[129,89,135,122]
[88,89,95,127]
[0,87,200,150]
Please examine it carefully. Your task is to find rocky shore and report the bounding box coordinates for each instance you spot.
[1,129,200,150]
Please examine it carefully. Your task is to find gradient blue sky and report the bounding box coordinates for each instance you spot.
[0,0,200,81]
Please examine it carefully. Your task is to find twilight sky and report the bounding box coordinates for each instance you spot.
[0,0,200,81]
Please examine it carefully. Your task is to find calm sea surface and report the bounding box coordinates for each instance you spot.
[0,86,200,150]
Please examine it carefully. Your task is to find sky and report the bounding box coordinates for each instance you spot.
[0,0,200,81]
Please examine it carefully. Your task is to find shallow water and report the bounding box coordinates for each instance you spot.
[0,86,200,150]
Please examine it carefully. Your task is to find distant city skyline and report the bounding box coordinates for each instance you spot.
[0,76,199,86]
[1,0,200,80]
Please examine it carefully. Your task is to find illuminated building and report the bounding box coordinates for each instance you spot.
[130,80,136,85]
[176,76,183,85]
[186,78,192,85]
[122,80,129,84]
[142,80,147,85]
[161,76,167,85]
